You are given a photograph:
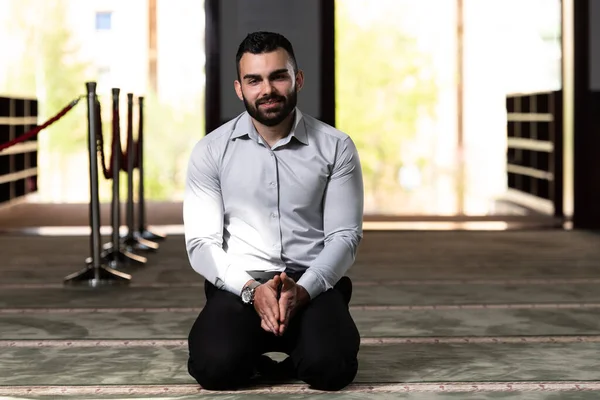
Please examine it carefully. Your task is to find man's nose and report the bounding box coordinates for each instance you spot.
[261,81,274,95]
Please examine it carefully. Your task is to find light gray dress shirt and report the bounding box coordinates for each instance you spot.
[183,108,364,299]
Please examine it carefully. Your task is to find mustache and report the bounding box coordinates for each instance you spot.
[256,95,285,105]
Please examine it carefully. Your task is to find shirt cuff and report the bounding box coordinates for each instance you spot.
[224,268,255,296]
[296,269,326,299]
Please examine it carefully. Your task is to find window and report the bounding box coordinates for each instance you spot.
[95,12,112,31]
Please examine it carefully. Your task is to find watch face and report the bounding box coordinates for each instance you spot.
[241,288,252,303]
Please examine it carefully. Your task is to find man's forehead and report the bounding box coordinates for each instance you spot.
[239,50,292,73]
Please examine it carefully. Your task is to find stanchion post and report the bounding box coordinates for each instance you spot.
[110,88,122,254]
[126,93,135,238]
[64,81,131,286]
[136,95,165,241]
[99,88,147,268]
[89,83,103,280]
[122,93,158,252]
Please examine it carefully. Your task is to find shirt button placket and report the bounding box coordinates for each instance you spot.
[269,151,281,255]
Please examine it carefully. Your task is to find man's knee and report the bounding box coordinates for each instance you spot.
[188,347,254,390]
[296,352,359,391]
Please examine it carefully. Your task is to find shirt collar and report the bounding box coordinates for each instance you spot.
[231,108,308,146]
[290,109,308,145]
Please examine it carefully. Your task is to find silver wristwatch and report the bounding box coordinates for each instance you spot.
[241,281,261,305]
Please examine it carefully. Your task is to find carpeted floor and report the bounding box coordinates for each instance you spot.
[1,228,600,399]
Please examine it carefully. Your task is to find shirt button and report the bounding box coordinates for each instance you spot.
[271,212,278,218]
[270,182,277,187]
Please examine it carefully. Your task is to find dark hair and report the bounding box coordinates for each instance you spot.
[236,31,298,79]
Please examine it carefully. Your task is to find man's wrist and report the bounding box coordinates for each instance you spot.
[296,284,310,306]
[296,270,325,300]
[242,279,261,295]
[242,279,260,291]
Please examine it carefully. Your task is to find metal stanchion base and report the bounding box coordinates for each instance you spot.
[64,263,131,287]
[138,227,166,241]
[122,234,159,252]
[97,243,147,268]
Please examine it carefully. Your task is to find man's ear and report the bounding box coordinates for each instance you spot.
[295,70,305,92]
[234,80,244,101]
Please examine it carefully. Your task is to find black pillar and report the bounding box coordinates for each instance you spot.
[205,0,221,134]
[203,0,336,134]
[569,0,600,229]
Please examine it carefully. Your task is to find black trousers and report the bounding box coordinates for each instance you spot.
[187,275,360,391]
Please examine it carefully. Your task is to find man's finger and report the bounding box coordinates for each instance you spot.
[264,301,280,334]
[254,280,282,335]
[261,319,271,333]
[267,314,279,334]
[258,311,271,331]
[281,273,295,291]
[279,295,288,324]
[268,276,281,289]
[262,310,277,334]
[279,322,286,336]
[285,301,291,323]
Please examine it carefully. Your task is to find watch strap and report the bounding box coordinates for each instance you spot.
[247,280,261,290]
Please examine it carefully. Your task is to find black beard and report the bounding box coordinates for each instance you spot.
[243,90,297,127]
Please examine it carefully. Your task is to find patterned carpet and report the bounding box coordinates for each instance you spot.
[1,229,600,399]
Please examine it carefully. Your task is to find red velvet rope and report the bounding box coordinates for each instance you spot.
[122,111,139,171]
[95,101,112,180]
[1,95,141,181]
[96,99,140,179]
[0,96,83,152]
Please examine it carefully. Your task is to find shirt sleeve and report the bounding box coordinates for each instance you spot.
[297,136,364,299]
[183,140,253,296]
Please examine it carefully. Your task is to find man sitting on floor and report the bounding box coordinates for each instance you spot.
[183,31,364,391]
